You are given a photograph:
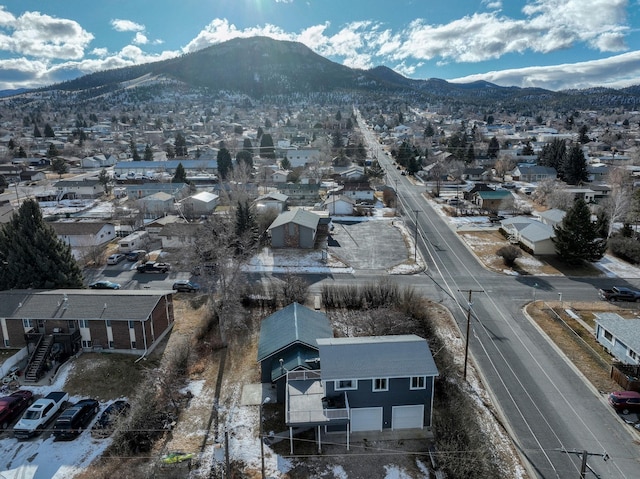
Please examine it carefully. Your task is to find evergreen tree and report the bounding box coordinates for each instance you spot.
[260,134,275,159]
[578,125,590,144]
[234,200,258,255]
[7,138,15,150]
[47,143,59,158]
[563,144,588,185]
[0,199,83,290]
[217,148,233,180]
[98,168,111,194]
[33,125,41,138]
[424,123,435,138]
[44,123,55,138]
[552,198,606,264]
[17,146,27,158]
[332,130,343,149]
[539,138,566,176]
[521,141,535,156]
[130,139,140,161]
[143,144,154,161]
[51,157,68,178]
[465,144,475,164]
[172,162,187,183]
[174,133,187,157]
[487,136,500,158]
[165,144,176,159]
[280,156,291,170]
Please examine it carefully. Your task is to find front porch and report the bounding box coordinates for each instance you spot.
[285,370,350,452]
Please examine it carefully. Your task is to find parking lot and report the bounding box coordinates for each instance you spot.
[328,219,409,270]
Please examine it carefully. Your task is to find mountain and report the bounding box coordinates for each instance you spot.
[47,36,640,110]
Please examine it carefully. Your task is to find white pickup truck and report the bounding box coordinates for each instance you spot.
[13,391,69,439]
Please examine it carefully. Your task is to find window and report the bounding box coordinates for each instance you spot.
[109,341,114,349]
[629,350,639,361]
[373,378,388,392]
[128,321,135,329]
[131,341,137,349]
[604,330,613,341]
[106,320,112,327]
[4,339,9,347]
[22,319,33,329]
[335,379,357,390]
[82,340,92,348]
[79,320,89,328]
[411,376,426,390]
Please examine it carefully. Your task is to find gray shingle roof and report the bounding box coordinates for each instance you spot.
[317,334,439,380]
[595,313,640,354]
[257,303,333,361]
[0,290,170,321]
[49,221,112,236]
[268,209,320,231]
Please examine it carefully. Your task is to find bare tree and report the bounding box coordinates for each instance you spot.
[601,167,632,237]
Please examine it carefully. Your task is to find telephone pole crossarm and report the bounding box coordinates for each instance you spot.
[555,448,609,478]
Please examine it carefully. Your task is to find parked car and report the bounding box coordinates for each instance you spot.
[608,391,640,414]
[0,390,34,430]
[598,286,640,302]
[126,250,149,262]
[136,261,170,273]
[106,253,126,265]
[53,398,99,440]
[172,280,201,293]
[89,280,121,290]
[91,400,130,438]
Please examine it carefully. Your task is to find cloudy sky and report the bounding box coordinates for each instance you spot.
[1,0,639,92]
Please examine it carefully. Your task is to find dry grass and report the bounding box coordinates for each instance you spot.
[459,230,603,277]
[527,301,620,393]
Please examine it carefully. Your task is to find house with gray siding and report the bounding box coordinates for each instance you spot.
[595,313,640,365]
[257,303,333,402]
[268,209,320,248]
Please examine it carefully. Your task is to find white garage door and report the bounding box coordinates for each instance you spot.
[392,405,424,430]
[351,407,383,432]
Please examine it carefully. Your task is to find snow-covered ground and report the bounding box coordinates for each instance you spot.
[0,363,112,479]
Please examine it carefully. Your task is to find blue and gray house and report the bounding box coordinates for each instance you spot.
[257,303,333,402]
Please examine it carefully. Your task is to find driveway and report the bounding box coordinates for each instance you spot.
[328,220,408,270]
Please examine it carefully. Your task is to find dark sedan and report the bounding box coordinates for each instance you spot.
[608,391,640,415]
[89,280,121,290]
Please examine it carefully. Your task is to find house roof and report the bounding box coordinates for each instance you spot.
[501,216,555,242]
[0,290,170,321]
[268,208,320,231]
[595,313,640,354]
[538,209,566,224]
[516,165,557,175]
[476,190,512,200]
[189,191,219,203]
[322,195,355,207]
[140,191,174,201]
[49,221,112,236]
[255,192,288,203]
[317,334,439,380]
[257,302,333,362]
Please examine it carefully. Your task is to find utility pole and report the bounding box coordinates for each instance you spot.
[556,448,609,478]
[413,209,420,261]
[460,289,484,380]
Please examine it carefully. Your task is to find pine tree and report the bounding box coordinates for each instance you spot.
[0,199,83,290]
[143,144,154,161]
[174,133,187,157]
[552,198,606,264]
[33,125,41,138]
[563,144,588,185]
[260,134,275,159]
[487,136,500,158]
[172,162,187,183]
[44,123,55,138]
[539,138,566,176]
[217,148,233,180]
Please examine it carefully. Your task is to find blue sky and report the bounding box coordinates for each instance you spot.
[1,0,639,92]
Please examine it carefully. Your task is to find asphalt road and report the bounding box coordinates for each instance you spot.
[365,128,640,478]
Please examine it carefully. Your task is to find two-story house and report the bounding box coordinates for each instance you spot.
[284,334,439,452]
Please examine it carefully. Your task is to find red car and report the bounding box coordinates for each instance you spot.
[0,390,34,430]
[608,391,640,415]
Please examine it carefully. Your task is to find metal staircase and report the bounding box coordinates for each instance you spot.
[24,335,54,383]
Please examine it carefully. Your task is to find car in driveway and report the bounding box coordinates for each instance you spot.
[137,261,170,273]
[53,398,99,440]
[0,390,34,430]
[172,280,200,293]
[89,280,121,290]
[106,253,126,265]
[126,249,149,262]
[608,391,640,414]
[91,400,130,438]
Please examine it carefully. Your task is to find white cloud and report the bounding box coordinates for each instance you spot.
[0,5,16,26]
[449,50,640,90]
[91,47,108,57]
[111,19,145,32]
[0,11,93,60]
[133,32,148,45]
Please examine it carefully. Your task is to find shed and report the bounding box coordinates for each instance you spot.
[180,191,219,218]
[268,209,320,249]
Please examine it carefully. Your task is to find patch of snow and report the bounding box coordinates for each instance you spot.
[384,465,414,478]
[594,254,640,279]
